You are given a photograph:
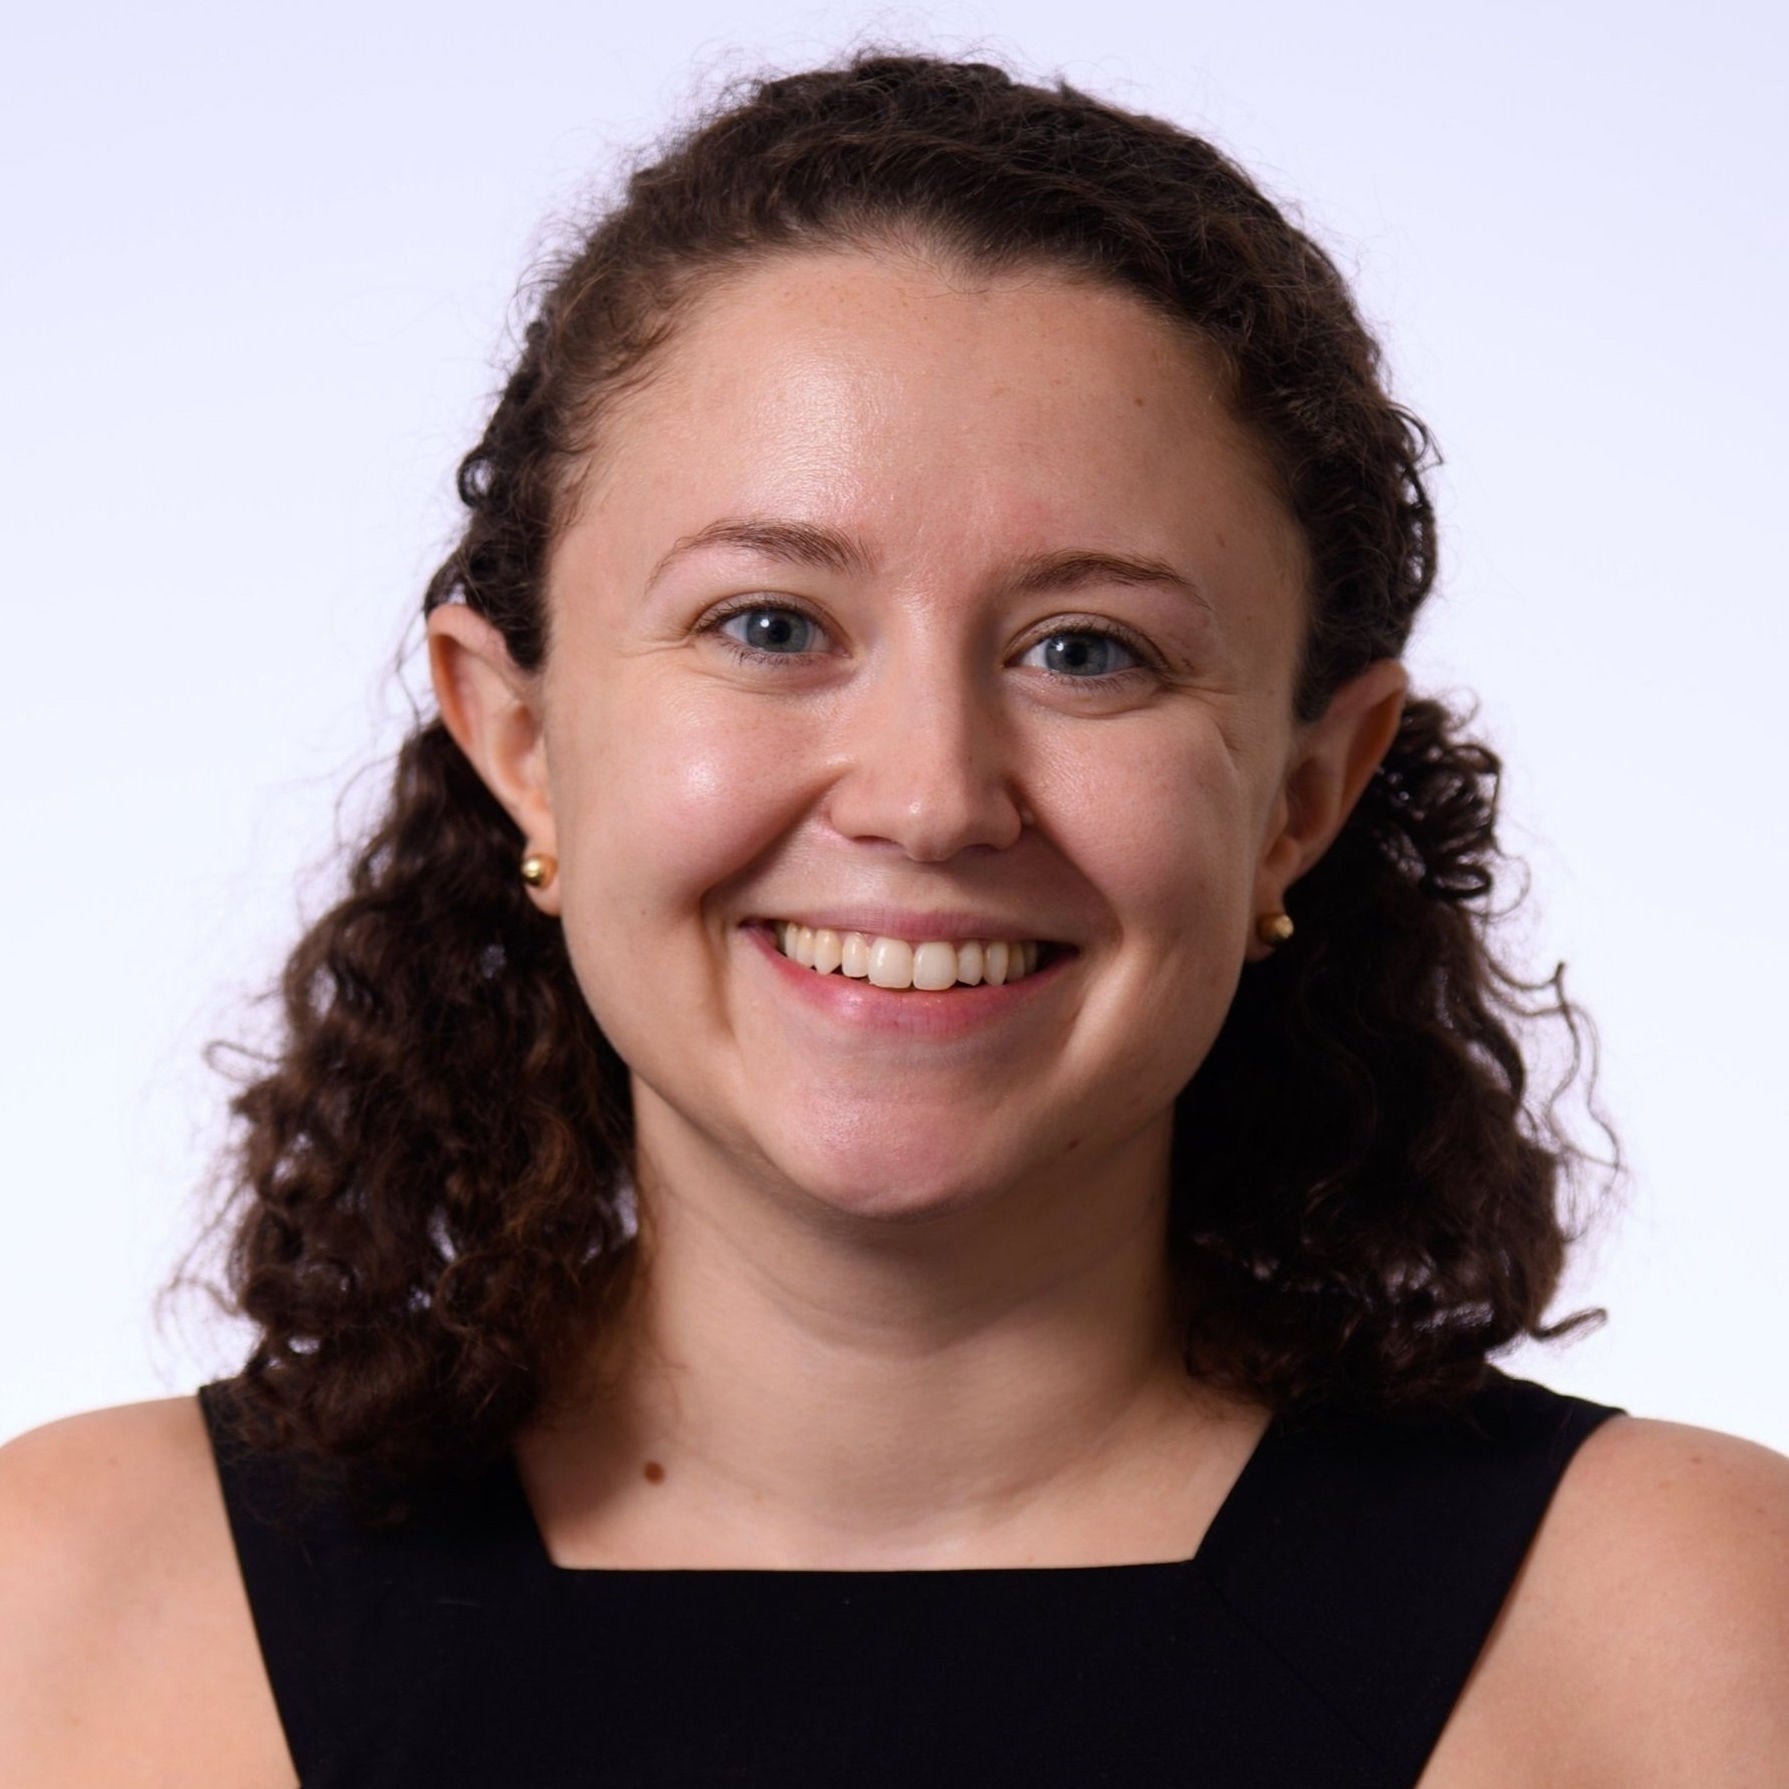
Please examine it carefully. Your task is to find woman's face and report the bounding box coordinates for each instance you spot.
[442,248,1399,1225]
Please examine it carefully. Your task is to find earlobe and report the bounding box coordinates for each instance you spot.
[1251,658,1409,948]
[425,605,559,908]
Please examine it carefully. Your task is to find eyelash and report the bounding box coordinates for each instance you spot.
[697,599,1162,683]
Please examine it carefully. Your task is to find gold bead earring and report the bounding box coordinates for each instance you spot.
[519,851,558,890]
[1256,910,1294,946]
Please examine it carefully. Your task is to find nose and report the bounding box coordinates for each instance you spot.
[821,648,1032,862]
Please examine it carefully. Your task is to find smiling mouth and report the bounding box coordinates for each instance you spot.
[752,920,1071,990]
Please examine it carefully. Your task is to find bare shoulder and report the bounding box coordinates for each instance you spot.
[1426,1412,1789,1788]
[0,1398,295,1788]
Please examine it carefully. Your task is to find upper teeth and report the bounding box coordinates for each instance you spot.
[771,922,1043,988]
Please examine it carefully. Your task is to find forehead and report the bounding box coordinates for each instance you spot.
[555,248,1306,655]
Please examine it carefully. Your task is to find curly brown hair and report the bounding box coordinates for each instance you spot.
[182,50,1614,1497]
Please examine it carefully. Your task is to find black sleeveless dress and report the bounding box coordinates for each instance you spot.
[198,1369,1623,1787]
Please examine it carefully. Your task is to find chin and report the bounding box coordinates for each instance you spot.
[767,1121,1025,1228]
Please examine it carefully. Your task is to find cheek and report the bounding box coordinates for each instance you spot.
[1053,713,1276,1100]
[1051,712,1267,939]
[550,678,810,937]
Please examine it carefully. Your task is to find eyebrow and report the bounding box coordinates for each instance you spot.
[645,517,1216,622]
[649,519,871,585]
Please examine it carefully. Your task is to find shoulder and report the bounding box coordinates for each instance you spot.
[1550,1414,1789,1679]
[0,1397,295,1787]
[0,1399,220,1646]
[1554,1415,1789,1768]
[0,1393,215,1522]
[1431,1410,1789,1787]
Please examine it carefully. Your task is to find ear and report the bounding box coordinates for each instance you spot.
[1248,657,1408,960]
[426,604,560,916]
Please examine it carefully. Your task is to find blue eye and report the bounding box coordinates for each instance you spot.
[714,605,823,657]
[701,602,1157,685]
[1022,631,1145,678]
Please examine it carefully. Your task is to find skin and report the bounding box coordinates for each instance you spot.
[427,246,1404,1569]
[2,247,1786,1786]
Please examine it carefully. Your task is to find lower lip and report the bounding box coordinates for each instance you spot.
[740,923,1075,1040]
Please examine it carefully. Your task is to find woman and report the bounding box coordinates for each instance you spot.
[2,50,1785,1788]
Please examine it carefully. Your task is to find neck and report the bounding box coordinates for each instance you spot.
[520,1100,1264,1569]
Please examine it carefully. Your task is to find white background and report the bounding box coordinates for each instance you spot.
[2,0,1783,1451]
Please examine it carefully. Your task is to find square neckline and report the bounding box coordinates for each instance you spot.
[496,1401,1290,1583]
